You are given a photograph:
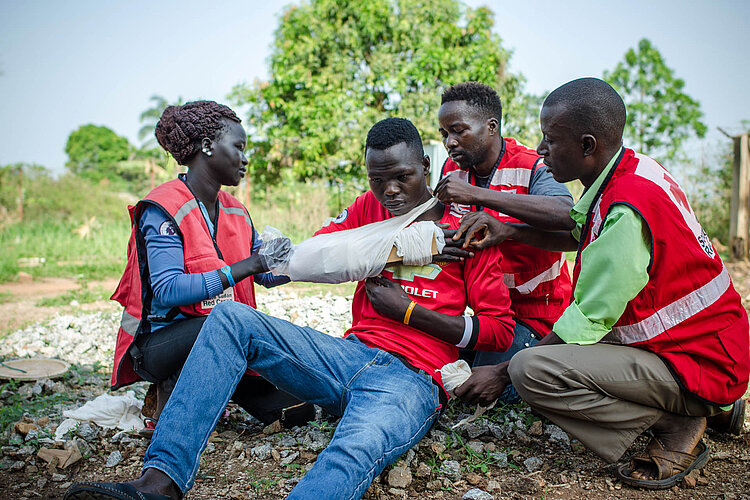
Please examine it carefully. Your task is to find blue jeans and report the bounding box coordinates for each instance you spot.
[473,320,539,404]
[143,301,443,500]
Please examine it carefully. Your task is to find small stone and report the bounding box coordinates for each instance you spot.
[250,443,271,461]
[431,442,446,455]
[229,441,244,459]
[51,473,67,482]
[528,420,543,436]
[544,424,571,449]
[401,449,416,466]
[484,442,496,453]
[683,471,698,489]
[486,480,501,492]
[523,456,543,472]
[415,462,431,477]
[76,422,99,441]
[488,451,508,467]
[466,441,484,455]
[10,460,25,471]
[271,448,281,462]
[388,488,406,497]
[426,479,443,490]
[466,472,481,485]
[280,451,299,465]
[15,422,38,436]
[263,420,283,435]
[24,429,40,442]
[17,385,33,398]
[387,466,412,488]
[465,420,489,439]
[440,460,461,479]
[488,424,505,440]
[463,488,493,500]
[204,442,215,454]
[430,429,448,443]
[36,478,47,489]
[31,383,43,395]
[105,450,122,468]
[36,416,50,427]
[16,445,35,457]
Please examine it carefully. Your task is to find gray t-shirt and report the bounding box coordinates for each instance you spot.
[529,162,573,198]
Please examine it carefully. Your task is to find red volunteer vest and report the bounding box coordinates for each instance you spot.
[575,149,749,405]
[110,177,257,389]
[440,137,572,335]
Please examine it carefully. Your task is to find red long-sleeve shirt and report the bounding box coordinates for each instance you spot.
[316,192,514,387]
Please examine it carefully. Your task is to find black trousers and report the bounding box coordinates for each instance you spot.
[131,316,310,425]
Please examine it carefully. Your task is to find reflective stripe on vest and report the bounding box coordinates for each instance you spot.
[120,310,139,336]
[503,254,566,294]
[604,264,731,344]
[174,198,252,228]
[218,201,252,226]
[490,167,532,188]
[174,199,199,226]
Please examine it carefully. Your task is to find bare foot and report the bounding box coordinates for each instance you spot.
[627,412,706,481]
[126,468,181,499]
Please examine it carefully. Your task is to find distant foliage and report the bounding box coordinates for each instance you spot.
[65,124,133,182]
[229,0,532,185]
[604,39,707,163]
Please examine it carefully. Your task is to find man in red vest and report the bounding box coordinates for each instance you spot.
[455,78,749,489]
[435,82,575,403]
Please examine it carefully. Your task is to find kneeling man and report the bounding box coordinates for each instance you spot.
[456,78,749,489]
[67,117,515,500]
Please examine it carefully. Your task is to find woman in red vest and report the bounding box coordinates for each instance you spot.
[111,101,313,434]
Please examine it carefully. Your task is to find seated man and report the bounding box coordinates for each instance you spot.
[66,117,515,500]
[455,78,749,490]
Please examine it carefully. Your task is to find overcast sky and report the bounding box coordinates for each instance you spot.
[1,0,748,173]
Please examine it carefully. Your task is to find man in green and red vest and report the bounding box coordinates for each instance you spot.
[435,81,574,403]
[455,77,749,490]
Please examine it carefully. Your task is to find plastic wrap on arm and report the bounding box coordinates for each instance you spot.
[258,226,294,275]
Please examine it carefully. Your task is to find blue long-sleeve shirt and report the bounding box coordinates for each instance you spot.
[139,204,289,329]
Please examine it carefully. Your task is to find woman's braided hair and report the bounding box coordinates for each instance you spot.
[154,100,241,165]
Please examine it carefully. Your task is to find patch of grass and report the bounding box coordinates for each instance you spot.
[0,291,13,304]
[36,276,112,307]
[0,219,130,283]
[0,379,77,435]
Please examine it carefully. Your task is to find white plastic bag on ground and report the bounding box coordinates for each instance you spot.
[265,197,444,283]
[55,391,144,439]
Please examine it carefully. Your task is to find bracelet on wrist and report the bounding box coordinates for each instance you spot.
[219,265,235,287]
[403,301,417,325]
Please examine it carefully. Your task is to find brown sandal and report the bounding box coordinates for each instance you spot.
[616,438,709,489]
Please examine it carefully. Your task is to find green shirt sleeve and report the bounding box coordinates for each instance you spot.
[554,204,651,345]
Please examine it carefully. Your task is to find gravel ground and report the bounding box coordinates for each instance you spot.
[0,285,748,499]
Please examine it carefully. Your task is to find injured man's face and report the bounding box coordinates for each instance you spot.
[366,142,432,216]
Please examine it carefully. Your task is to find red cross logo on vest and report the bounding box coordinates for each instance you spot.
[664,172,690,212]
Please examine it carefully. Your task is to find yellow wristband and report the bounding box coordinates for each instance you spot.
[403,301,417,325]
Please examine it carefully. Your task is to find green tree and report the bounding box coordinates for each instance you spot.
[65,124,132,182]
[604,38,707,162]
[229,0,531,185]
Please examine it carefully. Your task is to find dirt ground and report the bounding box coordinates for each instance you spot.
[0,266,749,500]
